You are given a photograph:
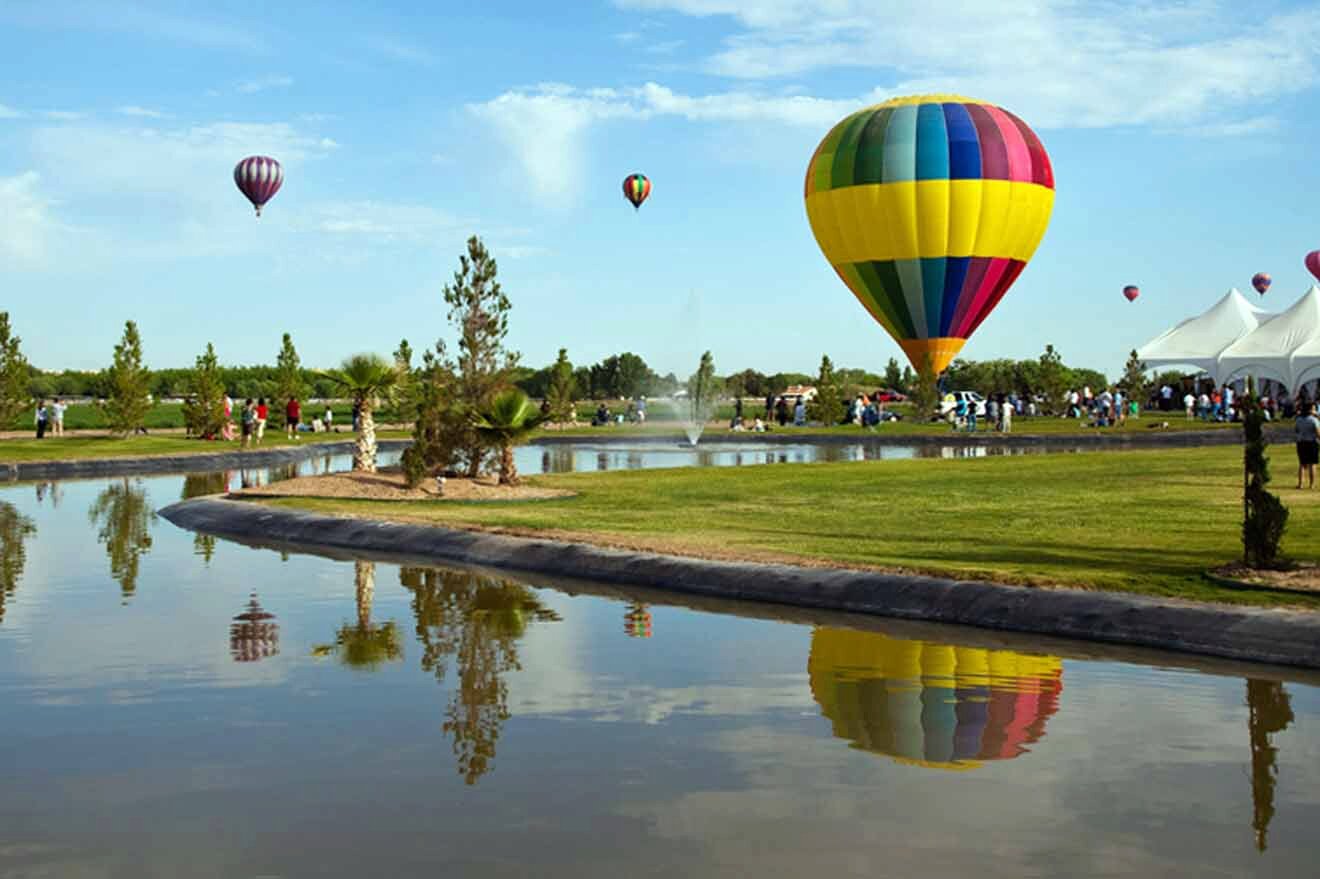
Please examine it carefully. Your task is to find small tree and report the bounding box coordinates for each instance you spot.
[182,343,227,438]
[0,313,30,431]
[102,321,152,436]
[545,348,576,425]
[883,357,904,392]
[320,354,400,473]
[909,355,940,419]
[472,389,546,485]
[274,333,305,420]
[807,354,845,425]
[1242,378,1288,568]
[1037,344,1067,414]
[1117,349,1149,407]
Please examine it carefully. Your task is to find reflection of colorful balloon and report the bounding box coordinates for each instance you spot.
[805,95,1054,375]
[808,628,1062,770]
[234,156,283,217]
[1123,285,1140,303]
[229,592,279,662]
[624,602,652,638]
[1252,272,1272,296]
[622,173,651,210]
[1306,251,1320,284]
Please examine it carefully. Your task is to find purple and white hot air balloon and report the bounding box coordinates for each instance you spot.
[233,156,283,217]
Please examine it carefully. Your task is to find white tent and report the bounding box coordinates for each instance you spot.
[1218,285,1320,391]
[1135,288,1271,383]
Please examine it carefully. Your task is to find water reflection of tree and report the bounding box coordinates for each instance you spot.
[1246,678,1294,852]
[88,478,156,601]
[314,560,403,669]
[0,501,37,624]
[399,567,562,785]
[181,471,227,499]
[230,592,280,662]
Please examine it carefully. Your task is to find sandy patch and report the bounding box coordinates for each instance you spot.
[1209,562,1320,594]
[232,468,574,502]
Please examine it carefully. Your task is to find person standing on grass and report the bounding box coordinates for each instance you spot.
[286,396,301,439]
[793,397,806,427]
[34,400,48,439]
[51,398,66,436]
[255,397,269,445]
[323,404,334,432]
[1296,403,1320,489]
[966,399,978,432]
[240,399,256,449]
[222,394,236,441]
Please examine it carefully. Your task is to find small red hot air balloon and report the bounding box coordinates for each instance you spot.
[234,156,283,217]
[1306,250,1320,284]
[1123,285,1139,303]
[622,173,650,210]
[1251,272,1272,296]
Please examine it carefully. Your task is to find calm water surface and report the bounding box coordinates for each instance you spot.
[1,454,1319,877]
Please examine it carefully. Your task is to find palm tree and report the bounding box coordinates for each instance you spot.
[319,354,400,473]
[471,388,545,485]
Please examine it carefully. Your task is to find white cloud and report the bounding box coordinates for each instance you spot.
[615,0,1320,129]
[116,105,165,118]
[366,36,438,66]
[1,1,265,52]
[307,201,463,244]
[0,104,24,119]
[236,75,294,94]
[41,110,83,121]
[0,172,61,265]
[318,137,341,150]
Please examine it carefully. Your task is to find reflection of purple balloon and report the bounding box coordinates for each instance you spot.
[1251,272,1272,296]
[1306,251,1320,284]
[1123,285,1139,303]
[230,593,279,662]
[233,156,283,217]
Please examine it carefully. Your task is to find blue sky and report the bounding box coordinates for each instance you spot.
[3,0,1320,378]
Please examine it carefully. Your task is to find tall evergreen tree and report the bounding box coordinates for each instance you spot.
[102,321,152,436]
[807,354,845,425]
[545,348,576,424]
[1037,344,1067,414]
[274,333,305,416]
[1117,349,1149,405]
[883,357,904,392]
[0,313,30,431]
[182,343,226,438]
[686,351,720,424]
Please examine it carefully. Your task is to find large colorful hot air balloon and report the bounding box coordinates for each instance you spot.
[1252,272,1272,296]
[1123,285,1140,303]
[808,628,1063,770]
[805,95,1054,376]
[622,173,651,210]
[1306,251,1320,284]
[234,156,283,217]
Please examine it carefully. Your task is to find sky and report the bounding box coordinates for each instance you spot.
[3,0,1320,378]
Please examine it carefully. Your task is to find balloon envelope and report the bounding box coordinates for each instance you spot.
[1306,251,1320,284]
[1251,272,1272,295]
[805,95,1054,375]
[234,156,283,217]
[1123,285,1139,303]
[622,173,651,210]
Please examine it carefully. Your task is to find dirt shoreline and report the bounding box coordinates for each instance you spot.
[160,496,1320,670]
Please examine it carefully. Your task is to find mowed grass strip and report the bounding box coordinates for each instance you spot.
[0,431,411,464]
[266,446,1320,607]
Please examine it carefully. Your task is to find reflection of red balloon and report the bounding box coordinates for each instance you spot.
[1306,251,1320,284]
[1251,272,1272,296]
[1123,285,1139,303]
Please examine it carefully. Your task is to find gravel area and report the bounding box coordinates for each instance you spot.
[232,468,574,502]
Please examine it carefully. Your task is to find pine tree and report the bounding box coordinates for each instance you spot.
[1037,344,1067,414]
[883,357,903,392]
[686,350,720,424]
[0,313,30,431]
[102,321,152,436]
[1117,349,1149,407]
[900,365,915,394]
[182,343,227,438]
[274,333,305,419]
[807,354,845,425]
[1242,378,1288,567]
[545,348,576,425]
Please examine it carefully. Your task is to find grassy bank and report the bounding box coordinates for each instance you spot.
[0,431,410,464]
[265,445,1320,607]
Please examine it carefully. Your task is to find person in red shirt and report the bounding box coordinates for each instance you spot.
[255,397,269,444]
[285,397,301,440]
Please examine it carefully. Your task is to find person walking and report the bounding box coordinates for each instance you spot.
[764,392,775,423]
[323,404,334,432]
[1296,403,1320,490]
[966,398,978,432]
[1001,396,1012,433]
[240,399,256,449]
[255,397,269,445]
[793,397,806,427]
[285,396,301,439]
[51,398,66,436]
[34,400,48,439]
[222,394,236,441]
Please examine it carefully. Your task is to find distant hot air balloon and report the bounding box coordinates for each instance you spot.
[234,156,283,217]
[622,173,650,210]
[1306,251,1320,284]
[805,95,1054,376]
[1251,272,1272,296]
[1123,285,1140,303]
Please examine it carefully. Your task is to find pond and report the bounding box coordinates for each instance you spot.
[2,457,1318,876]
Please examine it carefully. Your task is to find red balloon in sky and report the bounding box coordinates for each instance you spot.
[1123,285,1139,303]
[1306,250,1320,284]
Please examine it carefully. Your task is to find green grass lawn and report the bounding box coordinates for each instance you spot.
[266,445,1320,607]
[0,430,411,464]
[5,402,406,432]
